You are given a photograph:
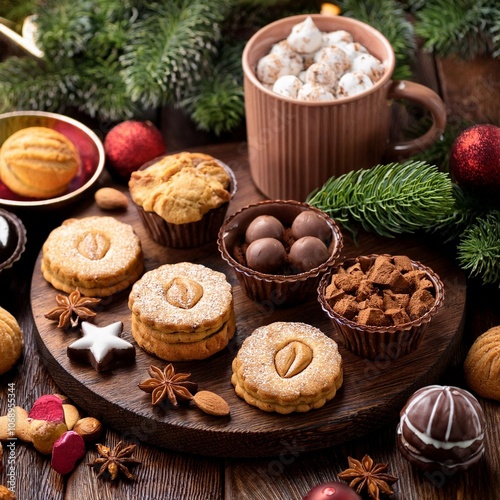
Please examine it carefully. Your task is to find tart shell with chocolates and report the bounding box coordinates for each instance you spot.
[218,200,343,305]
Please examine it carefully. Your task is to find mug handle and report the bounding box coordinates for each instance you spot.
[384,80,447,160]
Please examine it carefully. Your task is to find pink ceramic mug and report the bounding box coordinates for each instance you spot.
[242,14,447,201]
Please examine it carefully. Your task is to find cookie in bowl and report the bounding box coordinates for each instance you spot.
[128,262,235,361]
[41,216,144,297]
[218,200,343,306]
[129,151,236,248]
[231,322,343,414]
[0,126,80,199]
[318,254,444,360]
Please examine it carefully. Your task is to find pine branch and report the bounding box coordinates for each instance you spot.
[414,0,499,59]
[0,0,35,29]
[457,210,500,286]
[180,41,245,135]
[337,0,416,80]
[121,0,230,109]
[410,117,475,172]
[0,57,77,113]
[432,183,488,242]
[307,161,455,238]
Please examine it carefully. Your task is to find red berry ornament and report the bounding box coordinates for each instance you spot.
[449,124,500,193]
[303,482,361,500]
[104,120,166,179]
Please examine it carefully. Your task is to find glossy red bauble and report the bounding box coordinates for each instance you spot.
[303,482,361,500]
[449,124,500,193]
[104,120,166,179]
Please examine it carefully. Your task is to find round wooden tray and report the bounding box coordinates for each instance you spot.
[31,143,466,458]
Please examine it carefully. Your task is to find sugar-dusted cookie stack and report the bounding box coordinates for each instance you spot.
[128,262,235,361]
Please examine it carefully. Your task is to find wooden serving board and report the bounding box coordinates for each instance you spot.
[31,143,466,458]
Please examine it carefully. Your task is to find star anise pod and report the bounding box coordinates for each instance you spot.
[338,455,398,500]
[88,441,141,480]
[44,289,101,329]
[138,364,198,406]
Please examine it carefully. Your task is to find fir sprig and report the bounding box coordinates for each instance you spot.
[414,0,500,59]
[410,117,475,172]
[432,183,487,242]
[307,161,455,238]
[180,41,245,135]
[337,0,416,80]
[121,0,230,108]
[457,210,500,286]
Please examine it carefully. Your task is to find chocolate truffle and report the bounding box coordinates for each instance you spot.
[245,237,286,274]
[397,385,485,473]
[291,210,331,243]
[0,208,27,274]
[245,215,284,243]
[289,236,330,272]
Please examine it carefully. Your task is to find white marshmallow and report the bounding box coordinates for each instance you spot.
[297,83,335,102]
[305,62,338,92]
[272,75,303,98]
[351,53,385,82]
[256,53,290,84]
[342,42,369,62]
[314,46,351,75]
[337,71,374,97]
[270,40,304,75]
[287,16,322,54]
[321,30,353,47]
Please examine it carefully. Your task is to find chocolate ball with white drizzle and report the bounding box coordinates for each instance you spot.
[397,385,486,473]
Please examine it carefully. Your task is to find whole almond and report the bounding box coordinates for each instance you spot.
[77,232,110,260]
[192,391,230,417]
[275,341,313,378]
[73,417,103,442]
[165,277,203,309]
[62,404,81,430]
[95,187,129,210]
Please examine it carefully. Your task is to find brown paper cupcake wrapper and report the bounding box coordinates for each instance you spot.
[317,254,445,360]
[218,200,343,307]
[133,158,237,249]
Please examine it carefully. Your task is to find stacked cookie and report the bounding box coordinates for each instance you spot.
[231,322,343,414]
[128,262,235,361]
[41,216,144,297]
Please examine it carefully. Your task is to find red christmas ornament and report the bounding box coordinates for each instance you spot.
[104,120,166,179]
[303,482,361,500]
[449,124,500,193]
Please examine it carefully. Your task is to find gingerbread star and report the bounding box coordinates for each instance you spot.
[67,321,135,372]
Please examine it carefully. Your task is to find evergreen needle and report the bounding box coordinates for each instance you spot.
[307,161,455,238]
[457,210,500,286]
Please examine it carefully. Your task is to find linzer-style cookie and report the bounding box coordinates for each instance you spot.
[231,322,343,414]
[67,321,135,372]
[41,216,144,297]
[128,262,235,361]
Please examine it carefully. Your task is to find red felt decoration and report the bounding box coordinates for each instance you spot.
[449,124,500,193]
[104,120,166,179]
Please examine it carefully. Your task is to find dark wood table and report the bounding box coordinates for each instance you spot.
[1,51,499,500]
